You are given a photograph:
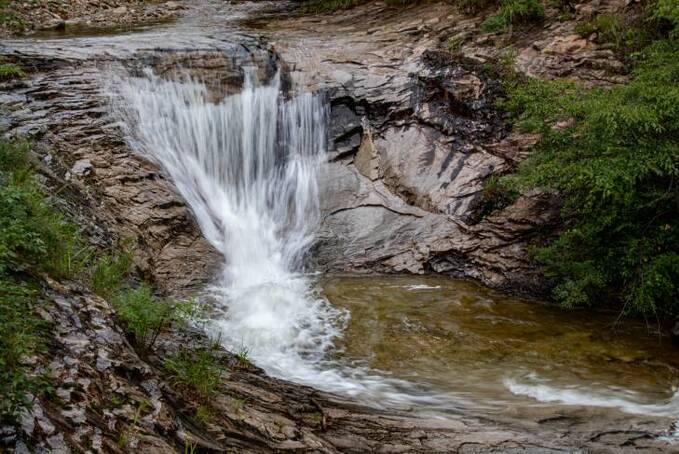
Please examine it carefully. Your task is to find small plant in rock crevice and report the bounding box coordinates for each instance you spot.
[0,61,24,80]
[481,0,545,32]
[113,284,197,352]
[165,347,226,401]
[89,248,134,298]
[235,345,252,369]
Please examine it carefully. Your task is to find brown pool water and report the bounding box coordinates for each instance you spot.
[321,275,679,422]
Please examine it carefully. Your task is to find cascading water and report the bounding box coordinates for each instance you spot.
[117,68,343,382]
[115,67,420,401]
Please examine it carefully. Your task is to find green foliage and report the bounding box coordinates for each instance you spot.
[165,347,225,401]
[481,0,544,32]
[476,174,518,219]
[89,249,133,298]
[0,278,46,421]
[113,285,196,351]
[0,140,85,279]
[653,0,679,34]
[0,139,71,421]
[235,345,252,369]
[574,14,643,54]
[195,404,214,424]
[184,441,198,454]
[574,20,596,38]
[0,62,25,81]
[501,37,679,316]
[574,4,679,57]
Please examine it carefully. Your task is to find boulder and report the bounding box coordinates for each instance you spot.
[71,158,93,177]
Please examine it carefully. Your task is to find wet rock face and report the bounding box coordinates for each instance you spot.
[315,44,552,293]
[325,49,510,219]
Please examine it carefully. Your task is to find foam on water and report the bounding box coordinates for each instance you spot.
[505,375,679,437]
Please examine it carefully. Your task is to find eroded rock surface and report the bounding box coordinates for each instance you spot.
[1,0,185,37]
[4,278,674,453]
[269,3,569,293]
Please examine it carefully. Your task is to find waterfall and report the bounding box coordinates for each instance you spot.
[116,68,355,388]
[112,68,679,432]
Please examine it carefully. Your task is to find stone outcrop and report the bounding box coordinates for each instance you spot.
[271,3,569,294]
[0,0,185,37]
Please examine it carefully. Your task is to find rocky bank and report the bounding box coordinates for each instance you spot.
[1,0,185,36]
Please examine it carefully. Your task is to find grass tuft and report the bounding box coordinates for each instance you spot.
[0,62,25,81]
[166,347,226,401]
[481,0,544,32]
[89,249,133,298]
[113,285,198,351]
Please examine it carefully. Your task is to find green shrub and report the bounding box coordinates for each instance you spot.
[481,0,544,32]
[0,139,77,421]
[574,20,597,38]
[501,36,679,316]
[653,0,679,33]
[0,140,88,280]
[165,347,225,400]
[476,174,518,219]
[574,6,677,57]
[0,277,46,421]
[113,285,196,351]
[89,249,133,298]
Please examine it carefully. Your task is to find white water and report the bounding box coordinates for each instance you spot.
[117,68,341,381]
[505,377,679,417]
[115,68,430,402]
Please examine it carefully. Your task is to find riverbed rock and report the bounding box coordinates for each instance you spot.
[70,158,93,178]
